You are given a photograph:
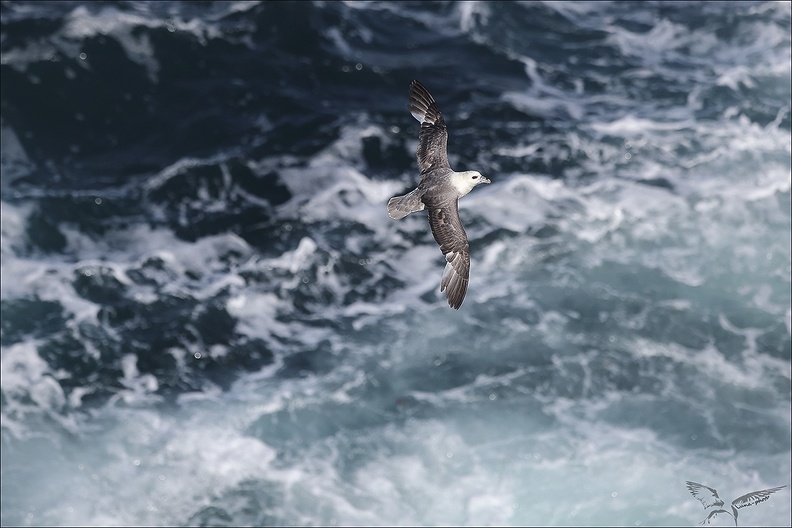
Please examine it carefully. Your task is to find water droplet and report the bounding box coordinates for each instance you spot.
[355,63,362,71]
[94,197,102,205]
[446,452,453,459]
[79,52,86,60]
[489,393,496,401]
[611,491,618,498]
[194,352,202,359]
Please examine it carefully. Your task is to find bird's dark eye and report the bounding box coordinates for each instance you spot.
[472,175,478,179]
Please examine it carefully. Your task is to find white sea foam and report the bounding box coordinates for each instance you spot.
[2,1,789,526]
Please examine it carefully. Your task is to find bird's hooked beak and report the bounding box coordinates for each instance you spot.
[482,177,491,184]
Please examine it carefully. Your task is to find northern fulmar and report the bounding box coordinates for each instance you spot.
[387,80,490,309]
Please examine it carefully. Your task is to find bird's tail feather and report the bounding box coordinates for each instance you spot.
[387,189,425,219]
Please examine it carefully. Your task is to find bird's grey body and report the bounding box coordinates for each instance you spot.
[686,480,786,526]
[387,80,490,309]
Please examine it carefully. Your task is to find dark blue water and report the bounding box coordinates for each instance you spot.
[1,1,790,525]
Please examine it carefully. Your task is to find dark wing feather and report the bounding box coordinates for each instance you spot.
[427,200,469,309]
[408,80,451,175]
[731,486,786,510]
[686,481,725,509]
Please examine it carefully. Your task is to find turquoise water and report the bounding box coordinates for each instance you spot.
[1,1,790,525]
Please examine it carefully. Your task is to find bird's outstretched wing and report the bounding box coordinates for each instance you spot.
[731,485,786,510]
[426,200,469,309]
[408,80,451,175]
[686,481,725,509]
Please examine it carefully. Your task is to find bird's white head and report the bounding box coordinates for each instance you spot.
[452,170,491,197]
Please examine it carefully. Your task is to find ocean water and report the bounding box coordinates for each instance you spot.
[1,1,790,526]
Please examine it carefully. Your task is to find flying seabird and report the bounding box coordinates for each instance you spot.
[387,80,490,309]
[686,480,786,526]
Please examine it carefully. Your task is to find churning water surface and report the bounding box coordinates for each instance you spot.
[1,1,790,526]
